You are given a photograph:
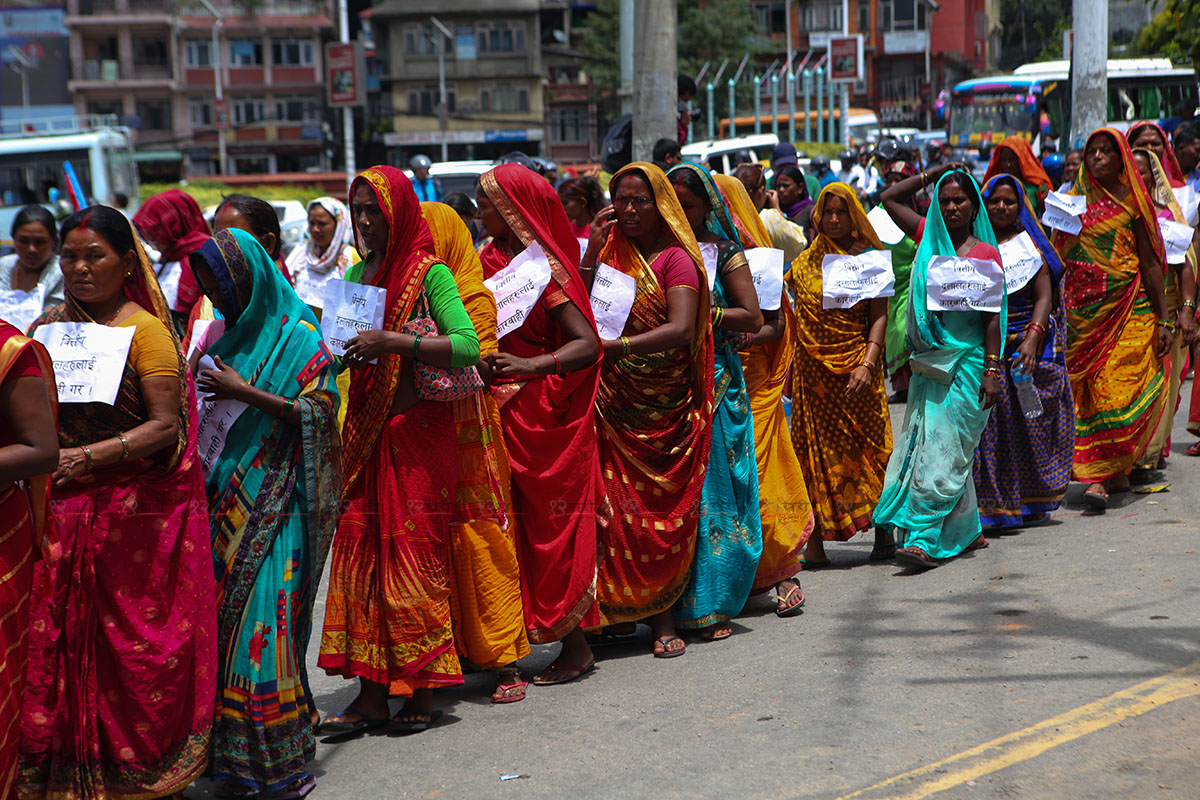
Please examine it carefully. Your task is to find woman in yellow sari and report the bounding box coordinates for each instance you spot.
[420,201,530,703]
[787,183,894,564]
[1053,129,1171,509]
[714,173,813,616]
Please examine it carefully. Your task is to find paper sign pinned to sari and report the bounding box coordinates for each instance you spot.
[589,262,637,339]
[33,321,134,404]
[997,231,1043,294]
[925,255,1005,312]
[320,278,387,358]
[745,247,785,310]
[821,250,895,309]
[483,240,554,339]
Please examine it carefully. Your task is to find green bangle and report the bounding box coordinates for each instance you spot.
[413,334,423,359]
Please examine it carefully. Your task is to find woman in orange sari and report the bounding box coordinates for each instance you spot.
[318,167,481,734]
[1054,130,1171,509]
[420,201,530,702]
[713,173,813,616]
[476,164,602,686]
[0,319,56,799]
[586,162,713,659]
[787,184,894,564]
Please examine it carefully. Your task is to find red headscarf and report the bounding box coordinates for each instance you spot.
[342,165,440,494]
[1127,121,1185,187]
[133,189,212,312]
[477,163,599,334]
[983,135,1054,200]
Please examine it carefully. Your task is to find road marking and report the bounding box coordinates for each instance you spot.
[837,661,1200,800]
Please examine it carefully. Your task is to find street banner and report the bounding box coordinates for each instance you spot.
[326,42,366,107]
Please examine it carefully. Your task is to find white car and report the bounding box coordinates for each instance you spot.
[403,160,495,197]
[681,133,781,176]
[203,199,308,229]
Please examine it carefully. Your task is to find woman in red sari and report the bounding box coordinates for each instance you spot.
[476,163,602,685]
[586,162,714,659]
[1128,121,1187,186]
[318,167,481,734]
[133,189,212,326]
[0,319,57,799]
[19,206,216,800]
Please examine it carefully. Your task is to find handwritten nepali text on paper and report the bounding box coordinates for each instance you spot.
[998,231,1043,294]
[484,240,554,339]
[821,250,895,310]
[33,322,135,405]
[194,353,250,477]
[925,255,1006,313]
[320,278,387,362]
[745,247,785,311]
[589,263,637,340]
[0,284,44,333]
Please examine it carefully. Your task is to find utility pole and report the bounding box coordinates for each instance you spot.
[618,0,634,116]
[197,0,226,176]
[431,16,452,163]
[840,0,850,146]
[632,0,676,162]
[785,0,793,143]
[339,0,357,187]
[1069,0,1107,149]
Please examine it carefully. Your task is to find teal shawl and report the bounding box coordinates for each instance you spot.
[668,162,763,627]
[874,171,1006,556]
[190,228,343,709]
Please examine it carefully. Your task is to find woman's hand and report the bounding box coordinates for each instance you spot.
[483,352,541,378]
[1013,334,1040,374]
[844,365,873,397]
[344,330,400,366]
[53,447,89,485]
[586,206,617,259]
[1154,325,1173,359]
[766,189,781,211]
[979,371,1002,410]
[1177,309,1197,346]
[196,356,249,402]
[600,338,625,360]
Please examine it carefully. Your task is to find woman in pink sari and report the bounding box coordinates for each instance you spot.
[19,206,216,800]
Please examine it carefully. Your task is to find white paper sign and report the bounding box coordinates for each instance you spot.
[745,247,785,311]
[867,205,906,246]
[0,285,44,333]
[1173,185,1199,227]
[33,322,135,405]
[925,255,1006,313]
[156,260,182,310]
[1160,218,1194,265]
[483,240,554,340]
[589,262,637,340]
[1041,205,1083,234]
[998,232,1044,295]
[1046,191,1087,215]
[194,353,249,477]
[821,250,895,310]
[292,266,339,309]
[699,242,719,294]
[320,278,387,360]
[578,238,590,260]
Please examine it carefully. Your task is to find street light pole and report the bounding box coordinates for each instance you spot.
[340,0,356,185]
[431,16,452,163]
[196,0,226,176]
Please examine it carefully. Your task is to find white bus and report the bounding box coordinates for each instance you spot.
[0,115,139,246]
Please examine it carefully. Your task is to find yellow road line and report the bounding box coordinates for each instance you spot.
[837,661,1200,800]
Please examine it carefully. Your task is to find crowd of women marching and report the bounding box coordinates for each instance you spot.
[2,117,1199,799]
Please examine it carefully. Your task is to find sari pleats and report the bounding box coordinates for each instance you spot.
[0,487,34,799]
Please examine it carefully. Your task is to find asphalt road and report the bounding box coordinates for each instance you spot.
[188,401,1200,800]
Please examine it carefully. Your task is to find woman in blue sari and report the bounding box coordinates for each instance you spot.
[667,163,764,638]
[188,228,342,797]
[875,163,1007,568]
[974,174,1074,527]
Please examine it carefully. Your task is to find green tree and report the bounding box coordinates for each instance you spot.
[998,0,1069,70]
[577,0,766,122]
[1136,1,1200,67]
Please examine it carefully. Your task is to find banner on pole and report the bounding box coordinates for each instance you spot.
[828,35,863,83]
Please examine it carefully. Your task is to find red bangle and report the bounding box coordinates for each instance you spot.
[550,352,562,374]
[1025,322,1046,338]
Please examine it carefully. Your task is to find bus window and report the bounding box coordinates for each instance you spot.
[0,149,92,205]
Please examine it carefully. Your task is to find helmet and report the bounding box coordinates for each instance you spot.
[925,140,943,152]
[811,155,831,171]
[494,151,542,173]
[409,154,432,170]
[874,139,902,161]
[1041,153,1065,185]
[839,149,856,162]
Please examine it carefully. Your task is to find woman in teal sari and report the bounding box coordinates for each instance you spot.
[188,228,342,797]
[875,163,1006,568]
[667,163,764,638]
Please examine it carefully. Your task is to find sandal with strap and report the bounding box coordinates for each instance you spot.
[491,668,528,704]
[775,580,806,617]
[895,546,939,569]
[652,635,686,658]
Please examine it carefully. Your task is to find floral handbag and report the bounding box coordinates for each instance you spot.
[401,290,485,402]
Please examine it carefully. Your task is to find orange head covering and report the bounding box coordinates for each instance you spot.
[713,173,771,249]
[983,135,1053,200]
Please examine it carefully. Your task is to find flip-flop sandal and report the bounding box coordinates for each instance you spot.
[388,708,443,735]
[799,556,831,569]
[491,670,528,704]
[531,660,595,686]
[965,535,989,552]
[1129,468,1163,486]
[775,582,806,618]
[652,635,686,659]
[263,775,317,800]
[699,624,733,641]
[1022,512,1051,527]
[895,546,939,569]
[318,710,387,735]
[1186,441,1200,456]
[1081,485,1109,510]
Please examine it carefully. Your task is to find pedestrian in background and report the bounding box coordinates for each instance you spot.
[286,196,358,311]
[410,154,443,202]
[1,206,64,329]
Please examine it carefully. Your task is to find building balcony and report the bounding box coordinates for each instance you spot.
[67,0,171,25]
[70,60,176,91]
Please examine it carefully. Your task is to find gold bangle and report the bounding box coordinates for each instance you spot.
[620,336,632,358]
[81,443,93,472]
[115,432,129,462]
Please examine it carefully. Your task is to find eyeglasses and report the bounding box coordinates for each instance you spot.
[613,196,654,210]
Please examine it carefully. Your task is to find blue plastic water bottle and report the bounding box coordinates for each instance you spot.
[1010,361,1043,419]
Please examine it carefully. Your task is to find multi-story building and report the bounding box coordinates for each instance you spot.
[752,0,1001,131]
[372,0,548,164]
[64,0,334,179]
